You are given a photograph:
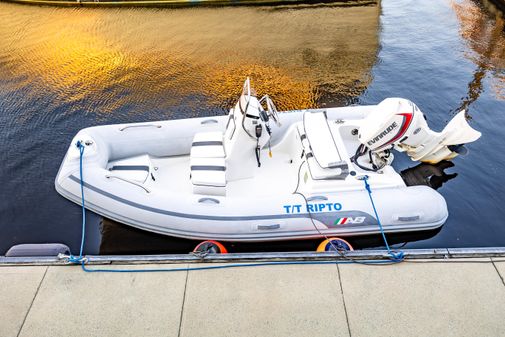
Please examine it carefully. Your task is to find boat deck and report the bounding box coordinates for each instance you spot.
[151,151,300,198]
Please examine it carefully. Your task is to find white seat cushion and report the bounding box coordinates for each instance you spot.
[303,112,343,168]
[107,154,152,183]
[190,157,226,188]
[190,131,225,158]
[190,157,226,196]
[298,117,348,180]
[307,156,343,179]
[190,132,226,196]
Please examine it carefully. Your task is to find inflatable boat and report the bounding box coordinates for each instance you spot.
[55,78,481,241]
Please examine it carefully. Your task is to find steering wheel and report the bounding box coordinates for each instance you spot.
[260,95,281,127]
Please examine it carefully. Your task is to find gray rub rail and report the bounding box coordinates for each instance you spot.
[2,247,505,266]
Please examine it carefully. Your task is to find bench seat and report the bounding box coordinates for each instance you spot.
[299,112,348,180]
[190,132,227,196]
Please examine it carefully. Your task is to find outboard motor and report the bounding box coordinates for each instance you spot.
[358,98,481,165]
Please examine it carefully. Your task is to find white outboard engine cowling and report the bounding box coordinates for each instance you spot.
[358,98,481,164]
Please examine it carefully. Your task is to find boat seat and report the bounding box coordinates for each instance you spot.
[190,131,227,196]
[106,154,154,183]
[190,131,225,158]
[299,112,348,180]
[190,157,226,196]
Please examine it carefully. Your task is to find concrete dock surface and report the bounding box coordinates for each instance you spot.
[1,258,505,337]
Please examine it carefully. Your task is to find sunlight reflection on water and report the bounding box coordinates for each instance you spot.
[0,3,380,121]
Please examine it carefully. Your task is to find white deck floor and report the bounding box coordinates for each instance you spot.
[152,151,300,198]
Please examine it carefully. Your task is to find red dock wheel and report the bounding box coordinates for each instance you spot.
[317,238,354,252]
[193,240,228,254]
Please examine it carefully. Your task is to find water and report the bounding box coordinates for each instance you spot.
[0,0,504,254]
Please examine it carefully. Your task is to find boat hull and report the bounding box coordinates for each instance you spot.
[55,106,448,241]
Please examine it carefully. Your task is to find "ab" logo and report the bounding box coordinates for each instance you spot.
[334,217,366,225]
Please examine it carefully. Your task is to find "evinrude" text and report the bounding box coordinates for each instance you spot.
[367,121,398,146]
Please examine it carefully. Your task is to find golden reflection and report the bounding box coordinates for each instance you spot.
[451,0,505,110]
[205,63,317,111]
[0,2,379,119]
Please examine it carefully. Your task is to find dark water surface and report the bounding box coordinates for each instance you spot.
[0,0,504,254]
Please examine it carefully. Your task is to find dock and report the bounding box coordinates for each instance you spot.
[2,248,505,337]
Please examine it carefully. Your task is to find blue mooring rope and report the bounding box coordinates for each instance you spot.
[68,141,87,264]
[68,143,403,272]
[362,176,404,262]
[79,259,398,273]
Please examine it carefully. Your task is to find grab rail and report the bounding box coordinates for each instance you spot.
[257,224,281,230]
[306,195,328,202]
[397,215,420,222]
[119,124,162,131]
[198,197,220,204]
[201,119,218,125]
[105,175,151,193]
